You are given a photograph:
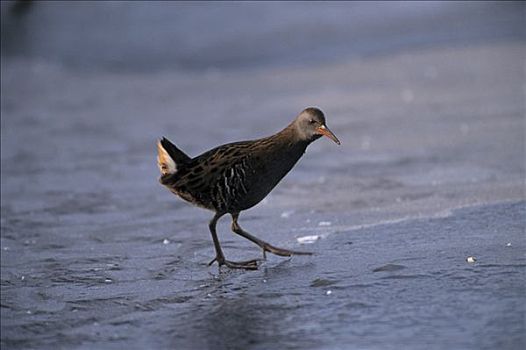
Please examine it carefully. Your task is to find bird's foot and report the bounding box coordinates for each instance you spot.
[261,243,313,258]
[208,256,260,270]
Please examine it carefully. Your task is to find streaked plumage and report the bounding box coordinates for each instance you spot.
[158,107,340,269]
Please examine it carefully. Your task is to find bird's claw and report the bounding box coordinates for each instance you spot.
[208,256,261,270]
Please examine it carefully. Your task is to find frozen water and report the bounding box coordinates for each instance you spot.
[1,2,525,349]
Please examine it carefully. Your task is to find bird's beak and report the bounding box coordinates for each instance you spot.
[317,125,341,145]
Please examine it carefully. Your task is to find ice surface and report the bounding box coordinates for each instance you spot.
[1,2,525,350]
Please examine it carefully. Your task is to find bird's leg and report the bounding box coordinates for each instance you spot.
[207,212,259,270]
[207,213,225,265]
[231,213,313,259]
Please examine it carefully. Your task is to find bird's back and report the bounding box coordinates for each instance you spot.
[159,131,308,213]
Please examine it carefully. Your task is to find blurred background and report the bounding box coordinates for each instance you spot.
[1,1,524,72]
[1,2,525,350]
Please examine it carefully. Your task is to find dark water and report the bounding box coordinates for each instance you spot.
[1,201,524,349]
[1,2,524,72]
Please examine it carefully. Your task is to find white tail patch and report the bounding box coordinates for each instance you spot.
[157,141,177,175]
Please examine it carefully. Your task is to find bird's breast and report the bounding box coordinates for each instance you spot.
[232,144,306,209]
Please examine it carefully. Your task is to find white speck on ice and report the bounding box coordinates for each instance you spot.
[326,290,332,295]
[280,210,294,218]
[21,276,25,281]
[506,242,512,247]
[466,256,477,263]
[318,221,332,226]
[297,235,320,244]
[361,135,371,150]
[163,239,170,245]
[104,278,113,283]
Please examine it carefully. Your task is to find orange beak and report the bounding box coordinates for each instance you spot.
[317,125,341,145]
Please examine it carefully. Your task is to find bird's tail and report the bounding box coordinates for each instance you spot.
[157,137,191,175]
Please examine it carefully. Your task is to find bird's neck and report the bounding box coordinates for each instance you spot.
[252,126,309,182]
[274,123,311,149]
[264,125,310,166]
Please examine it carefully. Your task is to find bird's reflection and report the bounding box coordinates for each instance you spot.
[169,260,317,349]
[201,296,275,350]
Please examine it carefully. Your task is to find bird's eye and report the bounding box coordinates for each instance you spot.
[309,119,316,124]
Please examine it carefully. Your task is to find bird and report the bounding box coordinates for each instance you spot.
[157,107,340,270]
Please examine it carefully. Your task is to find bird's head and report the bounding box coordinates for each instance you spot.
[293,107,340,145]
